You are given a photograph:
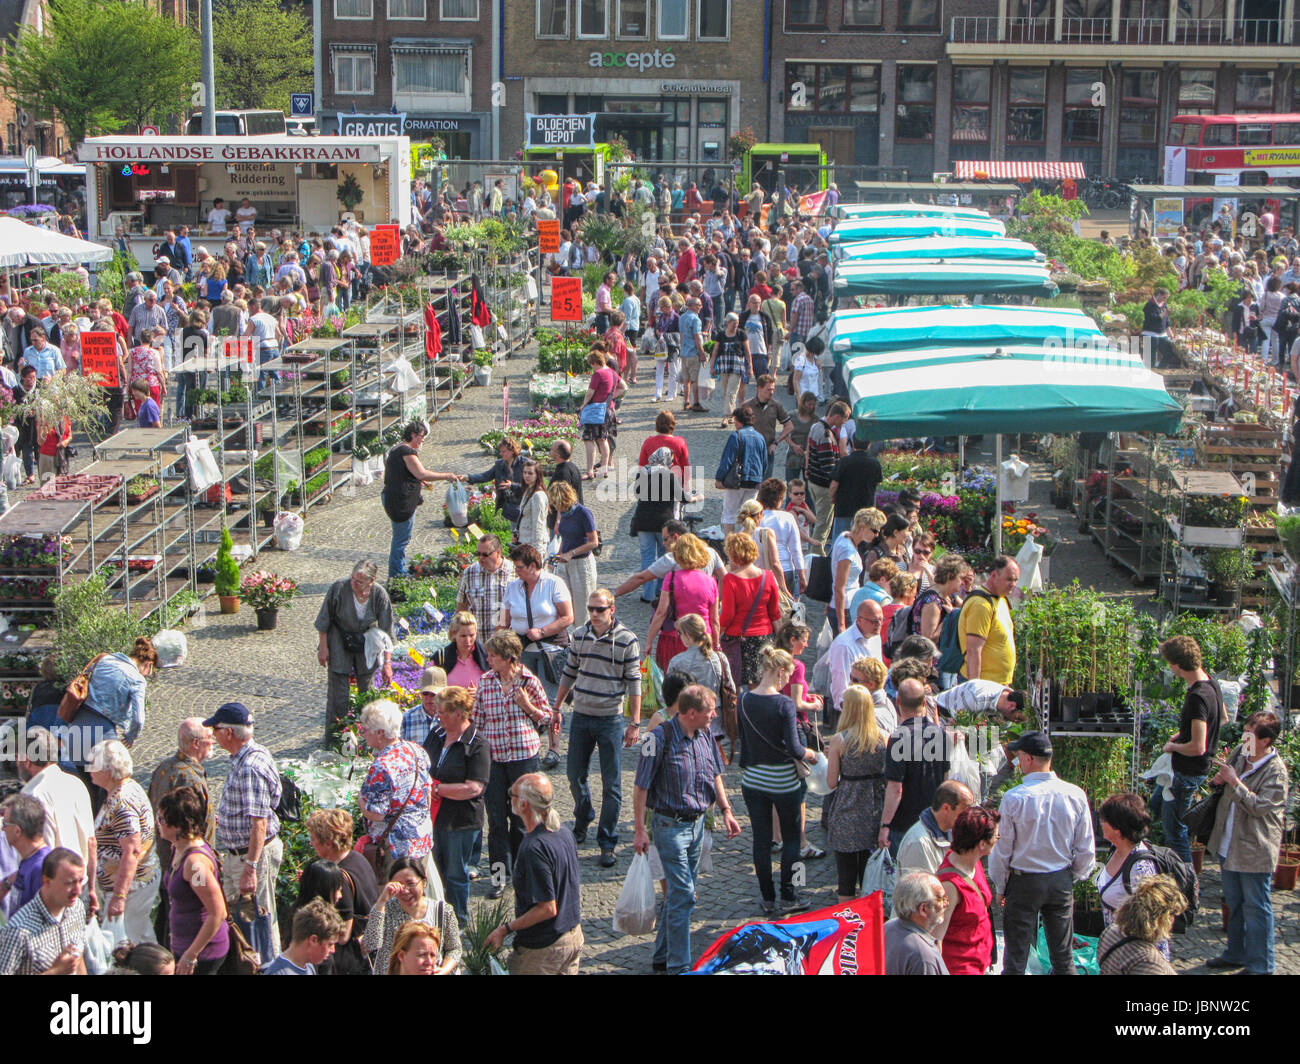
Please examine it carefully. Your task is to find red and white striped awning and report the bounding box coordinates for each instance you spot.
[953,160,1087,180]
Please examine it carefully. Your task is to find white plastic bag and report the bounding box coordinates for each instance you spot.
[469,324,487,350]
[82,916,117,975]
[445,481,470,527]
[699,829,714,874]
[946,736,982,801]
[152,629,188,668]
[862,848,896,907]
[386,355,422,393]
[273,511,304,551]
[805,751,831,796]
[612,852,657,936]
[185,438,222,494]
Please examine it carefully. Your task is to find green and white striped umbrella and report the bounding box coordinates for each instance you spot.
[833,258,1058,298]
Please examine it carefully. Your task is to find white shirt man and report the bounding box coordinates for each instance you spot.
[235,199,258,232]
[207,200,232,234]
[827,599,884,712]
[18,747,95,864]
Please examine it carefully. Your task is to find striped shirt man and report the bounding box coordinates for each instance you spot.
[558,620,642,718]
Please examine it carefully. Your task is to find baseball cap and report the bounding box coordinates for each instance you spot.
[203,702,254,728]
[155,256,170,265]
[418,665,448,694]
[1006,730,1052,758]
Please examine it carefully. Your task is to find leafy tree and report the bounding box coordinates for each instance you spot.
[212,0,312,112]
[0,0,198,143]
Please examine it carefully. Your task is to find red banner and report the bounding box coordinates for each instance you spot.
[80,332,119,388]
[692,894,885,975]
[223,337,255,364]
[537,218,561,254]
[550,276,583,323]
[371,224,401,267]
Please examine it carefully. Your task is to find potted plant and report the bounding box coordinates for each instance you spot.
[471,347,494,386]
[125,473,160,504]
[1204,548,1251,607]
[239,569,299,630]
[1276,513,1300,563]
[214,527,241,613]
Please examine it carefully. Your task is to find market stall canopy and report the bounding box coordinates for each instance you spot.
[832,258,1057,298]
[846,343,1183,438]
[852,181,1021,197]
[953,161,1086,181]
[828,214,1006,244]
[0,156,83,177]
[1128,184,1300,200]
[827,304,1104,357]
[0,216,113,268]
[833,235,1043,264]
[830,201,994,221]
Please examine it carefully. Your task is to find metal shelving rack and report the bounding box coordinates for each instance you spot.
[1158,467,1247,621]
[1091,434,1163,583]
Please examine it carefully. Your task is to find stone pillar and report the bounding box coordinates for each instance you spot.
[880,58,897,168]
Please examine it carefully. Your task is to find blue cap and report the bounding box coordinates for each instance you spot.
[203,702,254,728]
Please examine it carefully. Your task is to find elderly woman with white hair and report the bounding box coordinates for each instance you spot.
[86,739,160,944]
[358,699,436,879]
[315,559,395,742]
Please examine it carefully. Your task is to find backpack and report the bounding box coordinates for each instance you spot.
[1276,295,1300,335]
[936,588,996,675]
[882,604,914,659]
[1119,844,1199,933]
[274,772,303,823]
[805,419,839,487]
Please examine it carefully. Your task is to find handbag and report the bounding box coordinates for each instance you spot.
[712,650,738,743]
[721,432,743,490]
[1180,785,1224,846]
[362,774,419,880]
[579,401,608,426]
[721,571,769,678]
[57,652,108,724]
[740,691,811,779]
[805,555,832,602]
[222,916,262,975]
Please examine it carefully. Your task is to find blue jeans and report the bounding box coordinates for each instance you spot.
[566,712,624,850]
[651,812,704,974]
[1161,770,1205,863]
[830,515,852,541]
[637,532,664,602]
[435,824,481,925]
[1220,865,1274,973]
[257,345,280,389]
[388,515,414,578]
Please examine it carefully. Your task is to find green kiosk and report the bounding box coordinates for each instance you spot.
[740,143,828,195]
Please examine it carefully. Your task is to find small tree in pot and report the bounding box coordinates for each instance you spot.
[214,526,242,613]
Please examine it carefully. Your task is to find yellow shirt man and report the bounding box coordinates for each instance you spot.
[958,590,1016,685]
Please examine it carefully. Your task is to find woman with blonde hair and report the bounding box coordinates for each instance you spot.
[739,643,818,914]
[666,611,736,752]
[548,480,599,626]
[738,498,792,599]
[850,655,897,733]
[824,684,889,902]
[829,507,885,635]
[646,533,720,670]
[1098,874,1185,975]
[388,921,443,974]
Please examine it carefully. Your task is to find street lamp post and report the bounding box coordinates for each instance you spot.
[200,0,216,135]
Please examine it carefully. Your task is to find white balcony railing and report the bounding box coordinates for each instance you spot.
[948,14,1285,44]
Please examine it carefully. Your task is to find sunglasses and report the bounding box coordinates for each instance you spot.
[914,549,931,557]
[588,605,611,613]
[476,550,497,558]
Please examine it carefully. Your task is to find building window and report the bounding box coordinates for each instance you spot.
[1064,68,1102,142]
[786,0,827,29]
[617,0,647,36]
[388,0,424,17]
[395,51,468,95]
[895,65,935,141]
[785,62,878,113]
[899,0,938,29]
[1062,0,1110,36]
[537,0,568,36]
[1008,67,1046,142]
[658,0,688,37]
[952,66,990,143]
[1176,68,1215,113]
[577,0,608,36]
[334,51,375,95]
[1120,70,1159,142]
[334,0,372,16]
[441,0,479,17]
[1177,0,1224,42]
[699,0,729,38]
[1236,69,1273,111]
[843,0,881,25]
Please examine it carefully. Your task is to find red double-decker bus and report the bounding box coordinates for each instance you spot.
[1164,113,1300,225]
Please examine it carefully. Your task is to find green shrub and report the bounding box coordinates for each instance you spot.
[53,573,149,683]
[214,527,241,596]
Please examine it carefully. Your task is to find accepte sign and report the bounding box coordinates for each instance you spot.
[526,114,597,149]
[78,139,383,163]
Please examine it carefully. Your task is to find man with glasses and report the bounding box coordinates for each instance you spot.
[146,717,215,944]
[827,599,884,728]
[553,590,642,868]
[884,871,950,975]
[205,702,283,966]
[457,534,516,637]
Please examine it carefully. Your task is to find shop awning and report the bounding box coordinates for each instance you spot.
[832,259,1057,298]
[833,235,1043,264]
[953,160,1086,180]
[828,214,1006,243]
[1129,183,1300,199]
[0,216,113,268]
[845,343,1182,438]
[827,304,1103,359]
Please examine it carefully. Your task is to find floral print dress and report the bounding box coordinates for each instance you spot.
[360,740,435,860]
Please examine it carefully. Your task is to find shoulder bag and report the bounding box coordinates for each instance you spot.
[1180,785,1224,846]
[188,849,260,976]
[522,579,569,691]
[720,571,769,684]
[721,432,743,490]
[740,691,811,779]
[57,652,110,724]
[362,772,419,881]
[711,650,738,744]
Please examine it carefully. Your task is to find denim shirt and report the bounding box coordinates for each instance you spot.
[716,427,768,486]
[85,653,147,745]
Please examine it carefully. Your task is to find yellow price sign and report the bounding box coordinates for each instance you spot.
[409,649,424,666]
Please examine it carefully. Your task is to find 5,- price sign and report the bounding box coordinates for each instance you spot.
[550,276,583,323]
[371,224,400,267]
[537,218,561,255]
[223,337,255,365]
[80,332,120,387]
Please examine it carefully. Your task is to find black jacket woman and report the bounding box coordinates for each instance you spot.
[468,436,527,524]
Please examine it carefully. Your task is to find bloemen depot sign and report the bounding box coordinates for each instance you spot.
[77,140,382,163]
[588,48,676,69]
[526,114,597,148]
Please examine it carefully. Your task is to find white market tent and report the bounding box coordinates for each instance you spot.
[0,216,113,268]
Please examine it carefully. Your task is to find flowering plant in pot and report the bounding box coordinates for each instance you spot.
[239,570,299,630]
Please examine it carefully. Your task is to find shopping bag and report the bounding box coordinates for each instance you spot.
[273,511,304,551]
[805,751,831,796]
[612,853,658,935]
[151,629,189,668]
[699,828,714,873]
[83,915,117,975]
[946,737,982,801]
[862,848,896,909]
[639,656,663,717]
[1033,925,1099,975]
[444,480,470,527]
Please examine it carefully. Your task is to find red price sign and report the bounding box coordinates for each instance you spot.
[371,224,400,267]
[537,218,561,255]
[80,332,119,388]
[550,276,583,323]
[223,337,255,364]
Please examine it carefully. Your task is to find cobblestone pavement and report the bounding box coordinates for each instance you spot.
[126,347,1300,975]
